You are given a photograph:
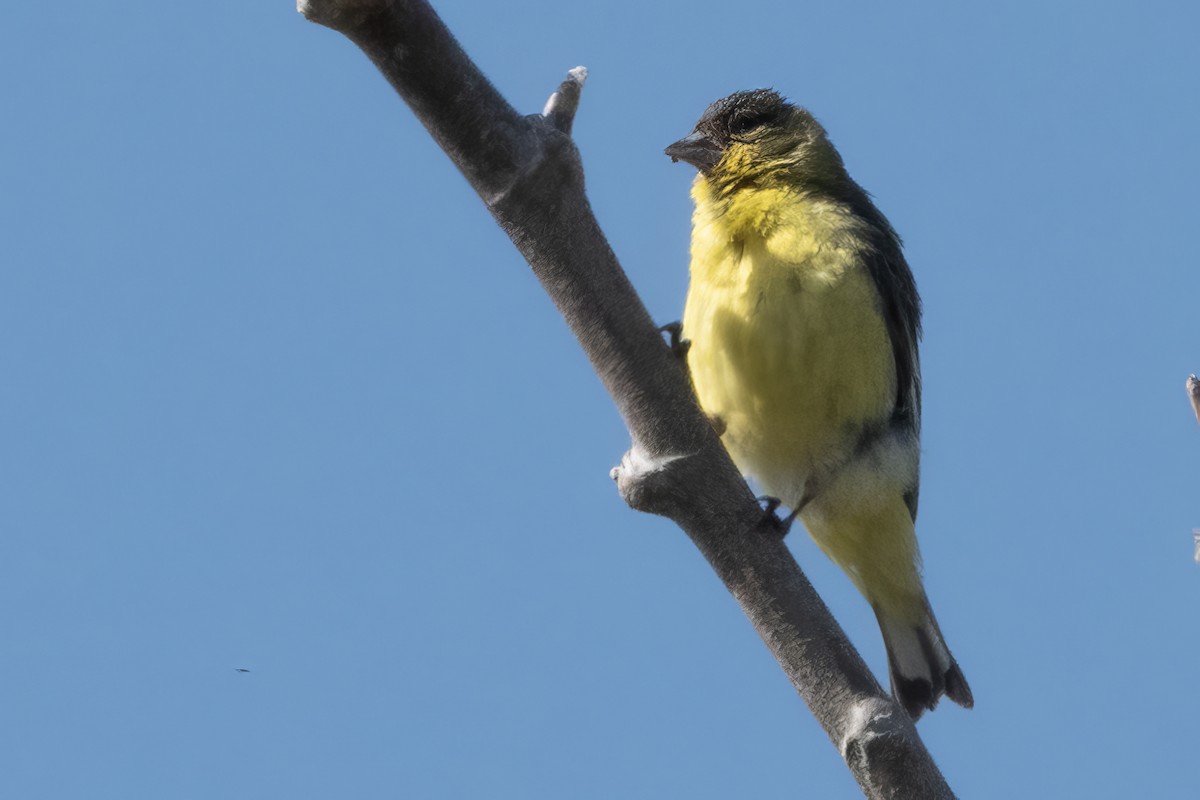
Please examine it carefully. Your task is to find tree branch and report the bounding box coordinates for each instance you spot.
[298,1,956,795]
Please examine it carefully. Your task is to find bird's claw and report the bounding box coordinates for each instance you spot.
[659,322,691,361]
[756,495,798,539]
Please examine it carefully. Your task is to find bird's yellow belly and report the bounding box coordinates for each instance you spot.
[682,236,895,503]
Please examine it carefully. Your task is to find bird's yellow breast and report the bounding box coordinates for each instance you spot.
[682,179,895,502]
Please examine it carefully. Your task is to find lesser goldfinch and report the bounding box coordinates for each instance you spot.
[666,89,972,719]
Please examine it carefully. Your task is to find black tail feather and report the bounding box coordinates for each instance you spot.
[876,607,973,720]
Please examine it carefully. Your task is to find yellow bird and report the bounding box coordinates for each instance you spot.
[666,89,972,719]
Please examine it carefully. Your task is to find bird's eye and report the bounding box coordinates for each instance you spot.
[728,113,764,137]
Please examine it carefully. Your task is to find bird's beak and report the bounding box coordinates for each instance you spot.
[665,130,722,173]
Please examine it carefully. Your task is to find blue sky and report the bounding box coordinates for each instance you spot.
[4,1,1199,797]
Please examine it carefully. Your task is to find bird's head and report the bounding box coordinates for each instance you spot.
[665,89,847,192]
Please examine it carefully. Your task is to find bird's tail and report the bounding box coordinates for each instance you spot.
[874,601,973,720]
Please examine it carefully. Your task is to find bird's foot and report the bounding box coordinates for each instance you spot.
[659,322,691,361]
[756,495,799,539]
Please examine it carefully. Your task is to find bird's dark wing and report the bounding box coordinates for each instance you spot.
[863,238,922,427]
[840,187,922,429]
[864,236,923,522]
[839,186,923,519]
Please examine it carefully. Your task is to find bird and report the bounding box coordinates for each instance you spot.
[665,89,972,719]
[235,668,251,673]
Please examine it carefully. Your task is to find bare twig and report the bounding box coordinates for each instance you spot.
[543,66,587,136]
[298,2,956,796]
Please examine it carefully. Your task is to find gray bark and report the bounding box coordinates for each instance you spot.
[297,1,957,796]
